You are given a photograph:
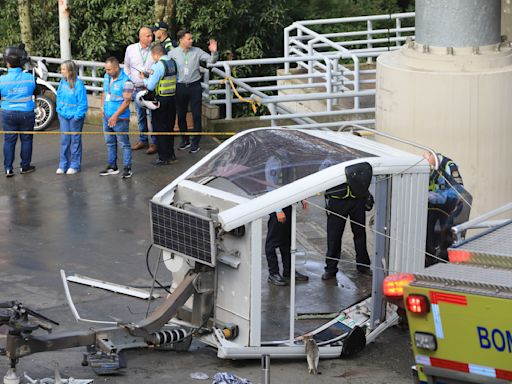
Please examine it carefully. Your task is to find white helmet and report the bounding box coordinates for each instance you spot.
[34,60,49,81]
[135,90,160,110]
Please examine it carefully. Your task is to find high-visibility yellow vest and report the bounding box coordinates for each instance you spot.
[155,57,177,97]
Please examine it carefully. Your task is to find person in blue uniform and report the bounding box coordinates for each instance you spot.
[99,57,134,179]
[0,45,36,177]
[56,60,88,175]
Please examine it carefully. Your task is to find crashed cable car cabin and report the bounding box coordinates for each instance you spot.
[150,127,431,359]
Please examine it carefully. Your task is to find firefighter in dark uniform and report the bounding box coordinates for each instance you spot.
[142,44,178,164]
[424,151,465,265]
[321,181,373,280]
[264,154,309,286]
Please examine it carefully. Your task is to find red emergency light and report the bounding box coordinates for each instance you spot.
[406,294,430,314]
[448,249,472,263]
[383,273,414,298]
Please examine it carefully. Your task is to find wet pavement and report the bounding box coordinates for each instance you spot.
[0,122,414,383]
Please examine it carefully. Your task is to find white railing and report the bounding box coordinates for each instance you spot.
[19,12,415,127]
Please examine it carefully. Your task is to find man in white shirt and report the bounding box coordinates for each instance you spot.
[124,26,157,154]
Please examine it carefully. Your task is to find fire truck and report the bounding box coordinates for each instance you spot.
[384,202,512,384]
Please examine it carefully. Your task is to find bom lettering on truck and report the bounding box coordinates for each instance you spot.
[477,326,512,353]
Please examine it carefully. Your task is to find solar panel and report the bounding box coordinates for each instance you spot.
[150,202,216,266]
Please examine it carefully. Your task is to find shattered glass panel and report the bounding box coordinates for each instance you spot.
[187,129,375,196]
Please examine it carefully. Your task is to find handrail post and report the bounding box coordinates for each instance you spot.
[267,103,277,127]
[203,69,210,100]
[396,17,402,47]
[284,25,292,74]
[223,63,232,120]
[352,55,360,110]
[367,20,373,64]
[324,57,332,112]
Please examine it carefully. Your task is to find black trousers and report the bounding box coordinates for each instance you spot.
[176,81,202,148]
[152,96,176,161]
[265,206,292,276]
[325,197,370,274]
[425,206,452,266]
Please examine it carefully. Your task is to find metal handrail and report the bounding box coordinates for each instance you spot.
[12,11,416,126]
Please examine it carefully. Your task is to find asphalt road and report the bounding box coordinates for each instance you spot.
[0,122,415,384]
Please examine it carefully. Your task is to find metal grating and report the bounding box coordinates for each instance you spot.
[455,222,512,257]
[150,202,216,266]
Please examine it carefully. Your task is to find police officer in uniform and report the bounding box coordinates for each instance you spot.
[321,181,372,280]
[152,22,177,53]
[264,154,309,286]
[0,45,36,177]
[142,44,178,165]
[424,151,464,265]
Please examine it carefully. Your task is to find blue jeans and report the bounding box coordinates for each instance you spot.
[2,110,35,171]
[134,93,155,145]
[103,117,132,168]
[58,115,84,171]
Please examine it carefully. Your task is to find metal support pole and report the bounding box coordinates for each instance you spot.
[324,58,332,111]
[261,354,270,384]
[289,204,297,344]
[58,0,72,60]
[369,176,391,329]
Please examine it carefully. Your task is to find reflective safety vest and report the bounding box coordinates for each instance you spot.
[428,155,463,192]
[155,57,177,97]
[0,67,36,112]
[327,183,356,199]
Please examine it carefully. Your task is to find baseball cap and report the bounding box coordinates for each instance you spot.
[152,21,169,32]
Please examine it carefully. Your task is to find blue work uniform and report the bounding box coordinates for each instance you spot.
[102,70,133,168]
[56,78,88,172]
[0,67,36,172]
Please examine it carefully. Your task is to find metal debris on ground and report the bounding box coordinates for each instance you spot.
[211,372,251,384]
[190,372,209,380]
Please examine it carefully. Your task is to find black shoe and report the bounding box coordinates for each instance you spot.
[178,142,191,150]
[357,266,373,276]
[99,165,119,176]
[169,154,177,163]
[267,273,287,286]
[5,169,14,178]
[151,159,171,166]
[20,165,36,174]
[321,271,337,280]
[284,271,309,282]
[121,167,132,179]
[189,146,200,154]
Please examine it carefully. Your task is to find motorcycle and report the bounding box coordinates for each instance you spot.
[29,59,58,130]
[0,58,57,130]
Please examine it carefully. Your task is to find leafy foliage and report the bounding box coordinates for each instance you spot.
[0,0,152,61]
[0,0,413,61]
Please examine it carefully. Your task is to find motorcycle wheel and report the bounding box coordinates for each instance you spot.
[34,94,56,131]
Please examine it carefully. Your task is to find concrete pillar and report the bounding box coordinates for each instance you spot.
[415,0,501,47]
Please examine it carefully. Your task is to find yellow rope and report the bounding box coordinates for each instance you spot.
[221,76,259,113]
[0,131,236,136]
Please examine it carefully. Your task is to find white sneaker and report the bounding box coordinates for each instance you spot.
[56,168,65,174]
[66,168,78,175]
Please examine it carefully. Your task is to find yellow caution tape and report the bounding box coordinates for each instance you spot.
[0,131,236,136]
[221,76,259,114]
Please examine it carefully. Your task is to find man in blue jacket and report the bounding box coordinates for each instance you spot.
[100,57,134,178]
[0,45,36,177]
